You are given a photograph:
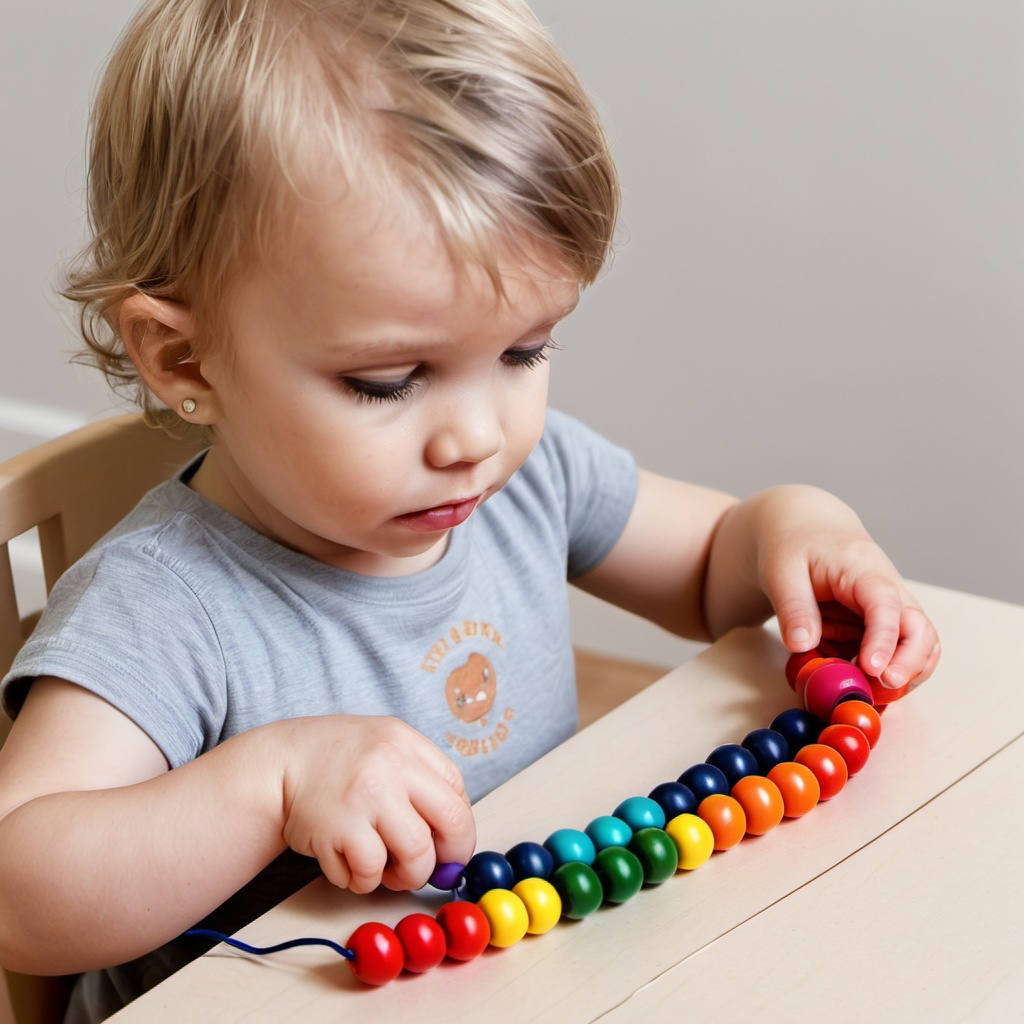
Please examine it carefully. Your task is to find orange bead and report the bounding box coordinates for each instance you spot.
[730,775,785,835]
[697,793,747,851]
[793,657,829,700]
[829,700,882,748]
[794,743,849,800]
[868,675,910,706]
[767,761,820,817]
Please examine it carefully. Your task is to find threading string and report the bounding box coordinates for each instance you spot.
[185,927,354,961]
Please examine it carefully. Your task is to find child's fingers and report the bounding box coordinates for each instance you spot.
[315,825,388,894]
[761,560,823,653]
[846,573,905,680]
[868,603,940,689]
[376,762,474,891]
[408,761,476,874]
[377,804,442,892]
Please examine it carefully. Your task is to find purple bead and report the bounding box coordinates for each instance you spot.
[427,861,466,891]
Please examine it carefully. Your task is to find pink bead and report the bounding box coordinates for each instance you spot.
[802,661,872,720]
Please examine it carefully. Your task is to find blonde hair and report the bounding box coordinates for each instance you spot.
[64,0,619,427]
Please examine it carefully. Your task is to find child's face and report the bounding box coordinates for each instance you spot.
[191,189,580,576]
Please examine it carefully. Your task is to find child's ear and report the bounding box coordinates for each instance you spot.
[119,292,219,423]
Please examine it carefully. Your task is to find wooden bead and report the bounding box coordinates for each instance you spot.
[477,889,530,947]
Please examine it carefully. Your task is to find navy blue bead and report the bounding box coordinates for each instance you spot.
[648,781,698,819]
[462,851,515,900]
[505,841,554,883]
[677,763,729,803]
[771,708,824,753]
[742,728,791,773]
[706,743,760,787]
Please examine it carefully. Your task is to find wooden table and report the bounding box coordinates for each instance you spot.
[111,582,1024,1023]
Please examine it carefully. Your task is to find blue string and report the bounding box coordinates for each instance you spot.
[186,882,463,965]
[186,927,354,961]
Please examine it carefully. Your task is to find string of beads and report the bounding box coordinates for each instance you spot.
[189,647,909,984]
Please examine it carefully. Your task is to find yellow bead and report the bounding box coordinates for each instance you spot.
[477,888,530,947]
[665,812,714,870]
[512,877,562,935]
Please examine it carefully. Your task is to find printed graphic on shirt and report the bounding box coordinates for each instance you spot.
[419,619,515,759]
[445,652,496,725]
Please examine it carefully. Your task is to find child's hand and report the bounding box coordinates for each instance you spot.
[743,486,940,691]
[268,715,475,894]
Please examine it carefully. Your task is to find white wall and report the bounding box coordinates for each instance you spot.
[2,1,1021,669]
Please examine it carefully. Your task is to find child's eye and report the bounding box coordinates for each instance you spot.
[340,374,420,404]
[501,339,560,370]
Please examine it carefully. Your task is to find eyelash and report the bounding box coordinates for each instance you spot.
[342,340,559,405]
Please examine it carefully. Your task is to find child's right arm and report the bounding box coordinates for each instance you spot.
[0,677,475,976]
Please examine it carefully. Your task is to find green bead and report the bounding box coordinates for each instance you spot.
[628,827,679,885]
[551,861,604,919]
[593,846,644,904]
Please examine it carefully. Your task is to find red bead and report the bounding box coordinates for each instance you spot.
[394,913,447,973]
[818,723,871,775]
[802,661,872,720]
[785,649,823,690]
[794,743,849,800]
[436,901,491,961]
[345,922,405,985]
[829,700,882,748]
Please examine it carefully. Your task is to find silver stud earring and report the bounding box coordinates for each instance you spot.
[181,398,197,415]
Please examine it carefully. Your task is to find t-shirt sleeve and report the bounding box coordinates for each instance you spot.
[537,408,639,579]
[1,540,228,768]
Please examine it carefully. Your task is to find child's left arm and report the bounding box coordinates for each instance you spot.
[575,470,940,690]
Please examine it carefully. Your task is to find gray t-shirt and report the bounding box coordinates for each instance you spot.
[2,407,638,1021]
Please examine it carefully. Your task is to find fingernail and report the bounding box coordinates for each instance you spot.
[869,652,886,672]
[885,666,907,687]
[789,627,811,647]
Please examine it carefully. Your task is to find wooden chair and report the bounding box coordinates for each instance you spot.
[0,414,201,1024]
[0,413,665,1024]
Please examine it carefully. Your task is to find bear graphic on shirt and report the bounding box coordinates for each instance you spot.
[445,652,496,726]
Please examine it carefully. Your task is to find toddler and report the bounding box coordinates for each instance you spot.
[0,0,939,1020]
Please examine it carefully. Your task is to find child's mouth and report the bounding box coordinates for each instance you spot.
[395,496,480,532]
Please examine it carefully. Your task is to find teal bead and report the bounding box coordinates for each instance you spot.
[585,815,633,852]
[544,828,596,868]
[628,827,679,885]
[593,846,644,904]
[551,861,604,919]
[613,796,667,832]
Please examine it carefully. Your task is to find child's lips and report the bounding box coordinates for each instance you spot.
[395,496,481,532]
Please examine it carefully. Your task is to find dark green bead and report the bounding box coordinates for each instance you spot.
[551,861,604,919]
[593,846,644,904]
[628,827,679,885]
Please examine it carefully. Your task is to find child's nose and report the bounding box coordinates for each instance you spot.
[425,399,506,468]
